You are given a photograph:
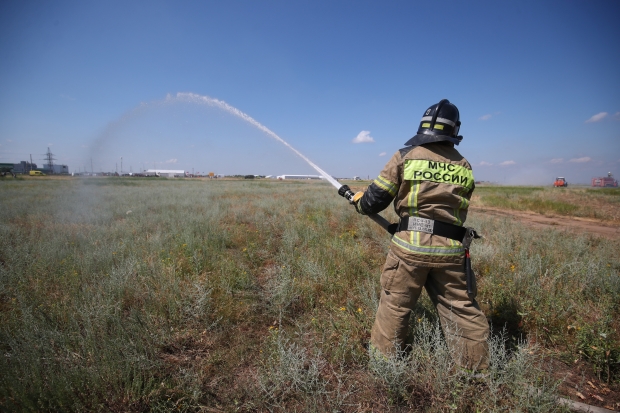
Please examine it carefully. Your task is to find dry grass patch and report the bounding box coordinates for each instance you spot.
[1,178,618,411]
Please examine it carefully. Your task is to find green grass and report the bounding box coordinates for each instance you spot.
[1,178,618,411]
[476,186,546,196]
[585,187,620,197]
[474,185,620,221]
[467,213,620,383]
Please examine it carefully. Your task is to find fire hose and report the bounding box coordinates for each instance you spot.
[337,184,392,232]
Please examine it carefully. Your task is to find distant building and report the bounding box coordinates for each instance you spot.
[42,164,69,174]
[144,169,187,178]
[13,161,37,174]
[276,174,324,180]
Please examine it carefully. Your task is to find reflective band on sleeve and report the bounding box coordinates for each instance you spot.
[373,175,399,197]
[454,186,470,226]
[404,159,474,190]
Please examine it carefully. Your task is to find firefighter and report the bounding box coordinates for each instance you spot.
[345,99,489,370]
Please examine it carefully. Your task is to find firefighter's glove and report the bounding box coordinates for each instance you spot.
[338,185,365,213]
[351,191,364,205]
[352,191,365,214]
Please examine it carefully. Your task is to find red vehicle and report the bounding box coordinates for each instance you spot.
[592,172,618,187]
[553,177,568,187]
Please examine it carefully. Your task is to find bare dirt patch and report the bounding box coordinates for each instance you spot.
[544,358,620,411]
[470,206,620,239]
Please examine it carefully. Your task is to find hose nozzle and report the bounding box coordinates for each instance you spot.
[338,185,356,203]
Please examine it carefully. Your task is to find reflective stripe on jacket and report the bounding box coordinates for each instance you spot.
[358,142,475,264]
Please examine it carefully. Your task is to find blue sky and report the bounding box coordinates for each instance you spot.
[1,0,618,184]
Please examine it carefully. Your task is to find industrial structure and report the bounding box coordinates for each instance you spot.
[144,169,187,178]
[276,174,324,180]
[1,147,69,176]
[13,161,37,174]
[0,163,16,177]
[0,159,68,176]
[43,164,69,174]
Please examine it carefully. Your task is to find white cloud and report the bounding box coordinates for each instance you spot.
[614,112,620,119]
[479,114,492,121]
[352,130,374,143]
[479,161,493,166]
[499,160,516,166]
[379,152,387,157]
[165,158,178,164]
[550,158,563,164]
[569,157,591,163]
[585,112,608,123]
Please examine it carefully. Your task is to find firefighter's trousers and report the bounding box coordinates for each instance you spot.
[370,246,490,370]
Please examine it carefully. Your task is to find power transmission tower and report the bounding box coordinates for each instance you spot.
[44,147,56,174]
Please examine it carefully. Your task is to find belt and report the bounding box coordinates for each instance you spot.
[397,216,480,299]
[397,216,467,243]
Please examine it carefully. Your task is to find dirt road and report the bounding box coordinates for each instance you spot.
[470,206,620,239]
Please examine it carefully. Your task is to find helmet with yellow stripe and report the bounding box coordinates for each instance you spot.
[404,99,463,146]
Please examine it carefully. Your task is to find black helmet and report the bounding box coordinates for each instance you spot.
[404,99,463,146]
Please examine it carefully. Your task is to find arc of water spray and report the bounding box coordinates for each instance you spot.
[171,93,341,188]
[169,93,391,232]
[168,93,392,232]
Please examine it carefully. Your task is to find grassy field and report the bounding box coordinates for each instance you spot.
[1,177,619,412]
[472,185,620,222]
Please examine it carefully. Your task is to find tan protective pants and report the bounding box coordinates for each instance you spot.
[370,246,489,370]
